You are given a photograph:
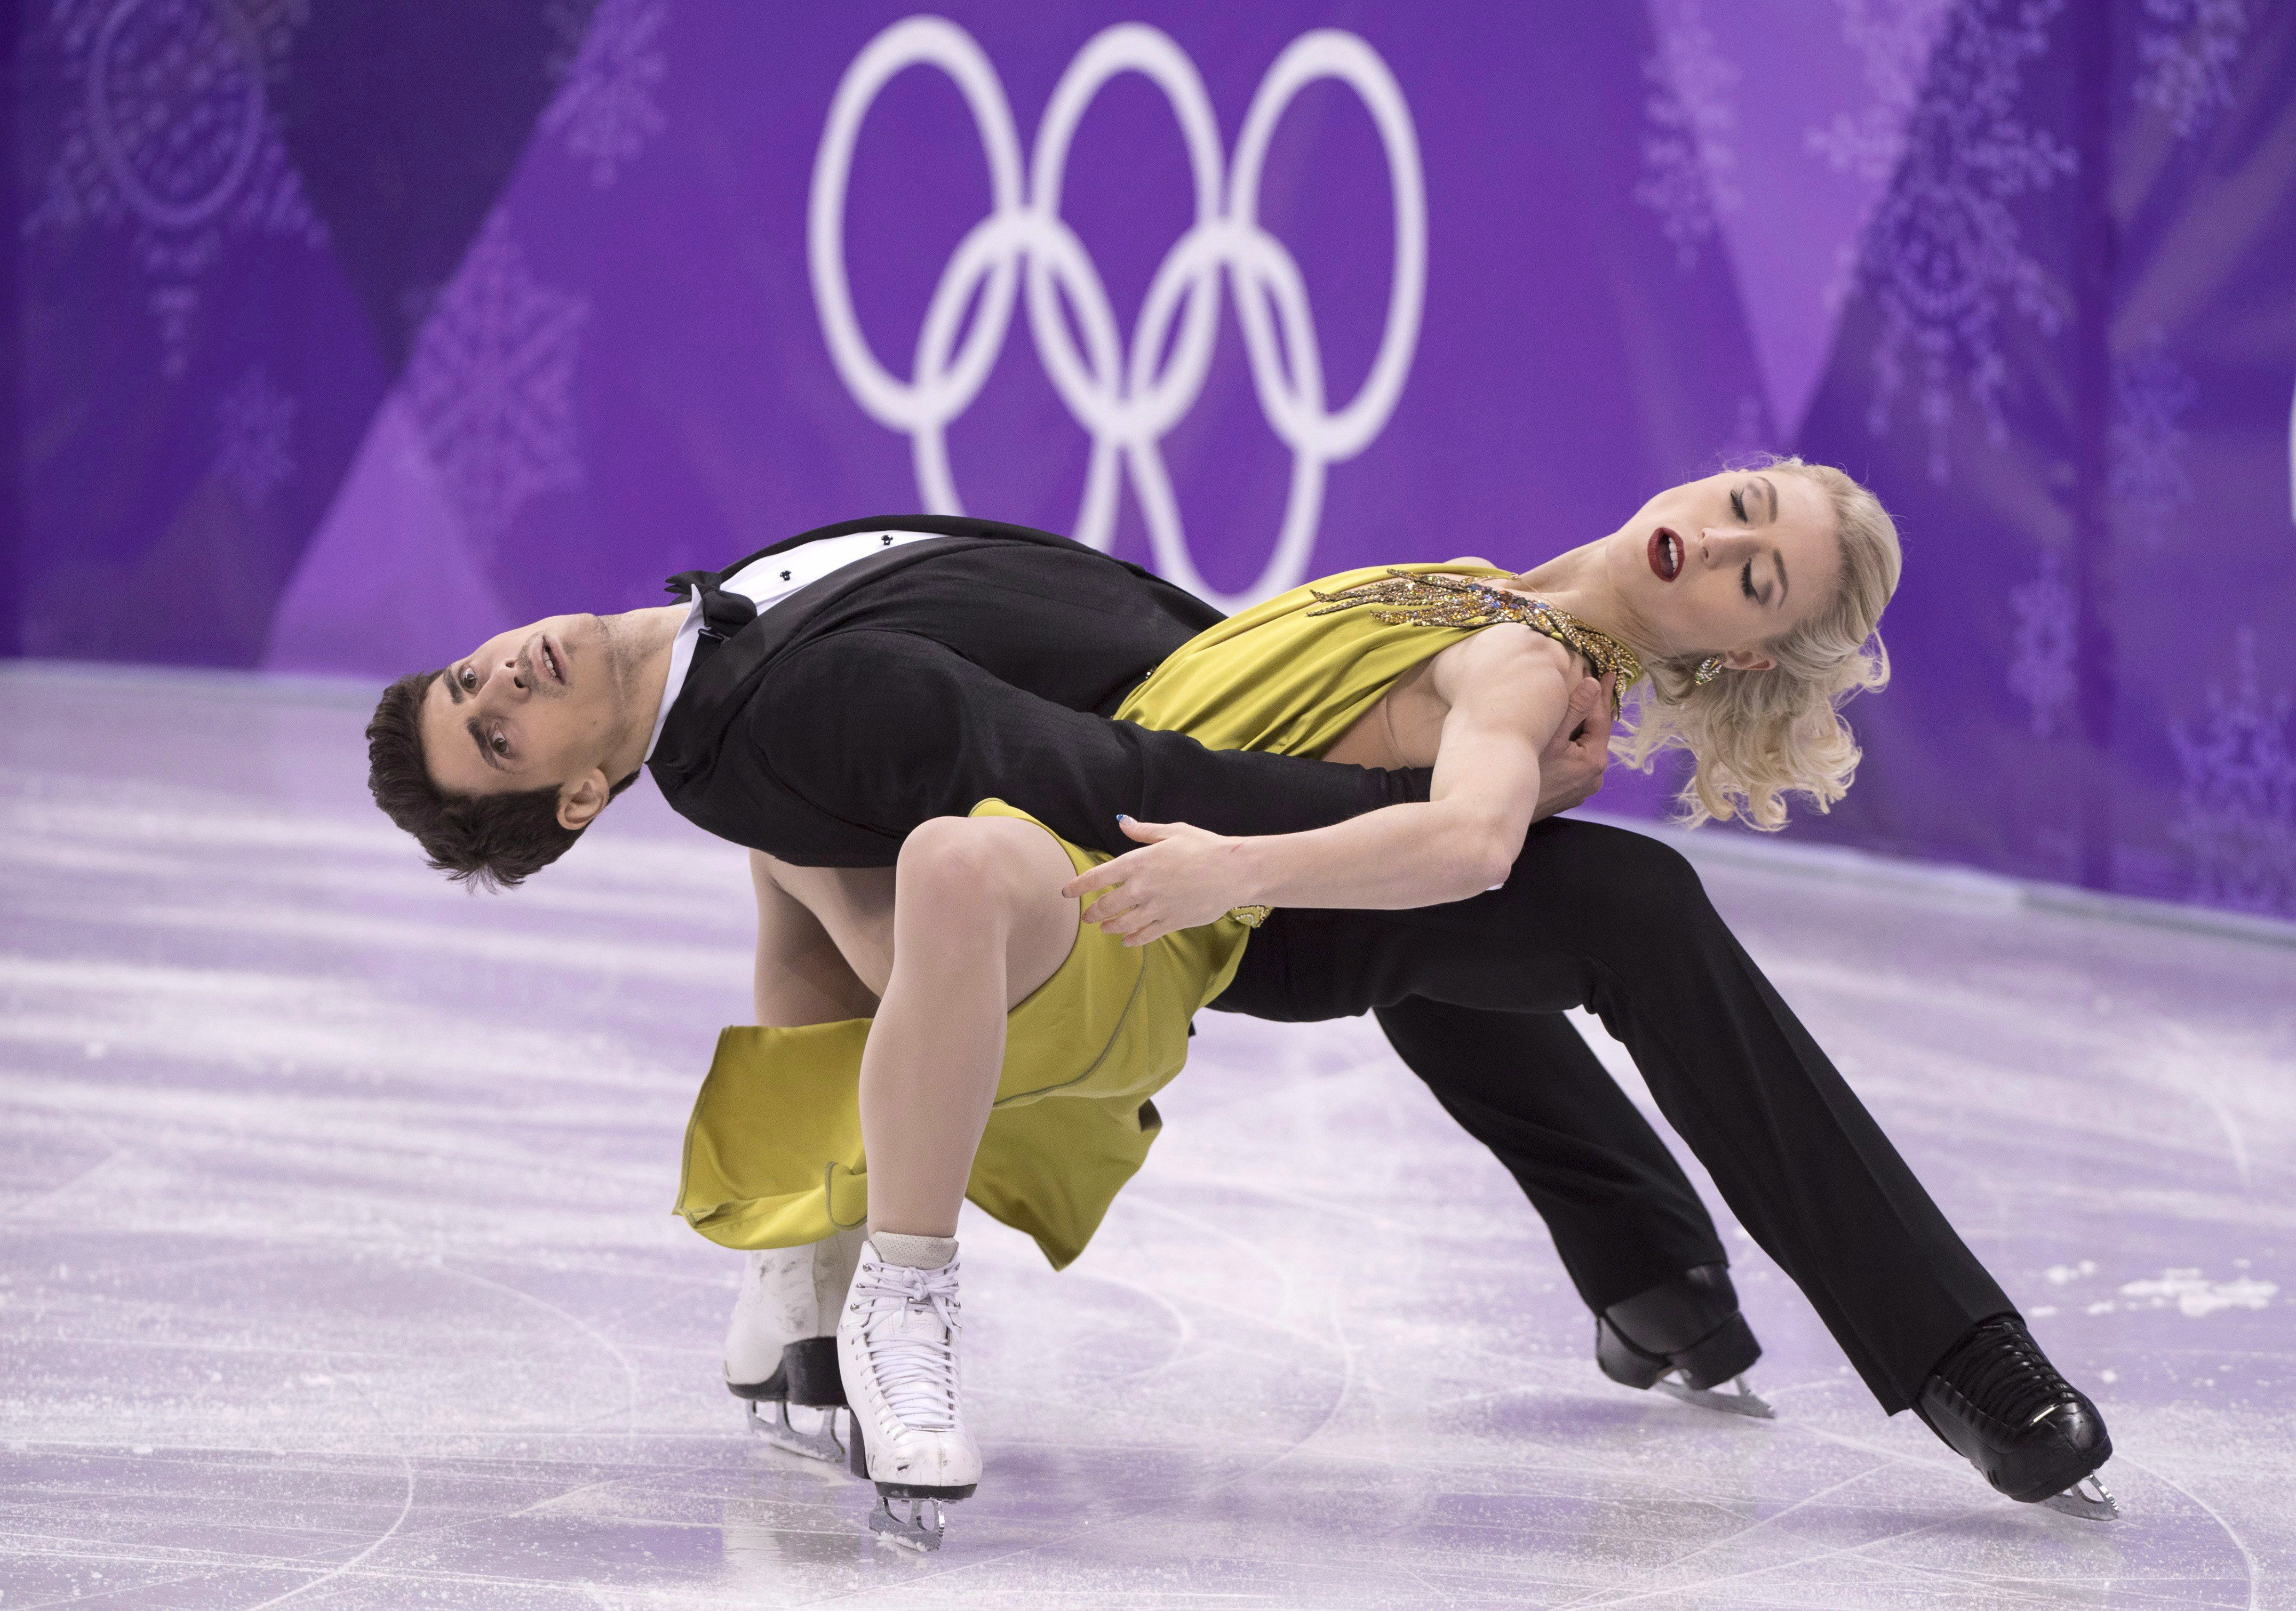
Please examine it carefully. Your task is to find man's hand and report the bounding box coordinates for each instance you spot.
[1059,817,1245,946]
[1532,672,1614,822]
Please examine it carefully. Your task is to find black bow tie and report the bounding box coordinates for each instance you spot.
[664,570,756,642]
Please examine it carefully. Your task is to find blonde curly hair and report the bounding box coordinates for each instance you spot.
[1611,456,1902,831]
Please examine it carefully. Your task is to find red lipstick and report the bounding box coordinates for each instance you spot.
[1648,527,1684,581]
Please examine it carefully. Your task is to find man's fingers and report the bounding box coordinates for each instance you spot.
[1562,676,1603,746]
[1582,672,1618,741]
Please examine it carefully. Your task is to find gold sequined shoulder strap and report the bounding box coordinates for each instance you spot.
[1306,569,1641,715]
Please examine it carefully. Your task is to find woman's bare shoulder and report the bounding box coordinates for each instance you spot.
[1442,619,1578,675]
[1428,623,1578,714]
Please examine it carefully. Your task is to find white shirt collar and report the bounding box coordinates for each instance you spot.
[643,591,704,763]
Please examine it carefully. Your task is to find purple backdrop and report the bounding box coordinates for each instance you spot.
[13,0,2296,920]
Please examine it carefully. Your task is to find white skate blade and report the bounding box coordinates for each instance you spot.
[1652,1372,1776,1419]
[745,1399,846,1463]
[2038,1473,2118,1521]
[869,1495,947,1552]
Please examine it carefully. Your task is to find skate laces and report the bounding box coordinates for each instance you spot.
[851,1258,962,1432]
[1943,1319,2079,1429]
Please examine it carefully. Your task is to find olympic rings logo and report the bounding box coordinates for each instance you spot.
[809,17,1426,609]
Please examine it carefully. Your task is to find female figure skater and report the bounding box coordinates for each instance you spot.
[679,457,2112,1548]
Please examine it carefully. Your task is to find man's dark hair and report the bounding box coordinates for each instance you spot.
[365,669,638,891]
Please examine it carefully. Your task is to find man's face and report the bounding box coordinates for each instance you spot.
[421,612,632,812]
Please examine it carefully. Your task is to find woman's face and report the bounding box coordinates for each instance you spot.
[1605,468,1840,669]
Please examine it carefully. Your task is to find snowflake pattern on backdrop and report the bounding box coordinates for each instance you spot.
[2171,629,2296,918]
[1813,0,2077,482]
[2007,548,2077,739]
[1805,0,1957,182]
[406,212,592,551]
[2109,330,2197,547]
[2134,0,2248,141]
[213,362,296,504]
[1633,0,1740,272]
[26,0,325,375]
[542,0,668,187]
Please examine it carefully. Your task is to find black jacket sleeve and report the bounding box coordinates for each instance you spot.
[751,629,1432,860]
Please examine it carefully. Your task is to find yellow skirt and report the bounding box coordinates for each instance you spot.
[673,799,1251,1270]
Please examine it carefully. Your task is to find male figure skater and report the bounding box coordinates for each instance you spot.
[366,515,2111,1518]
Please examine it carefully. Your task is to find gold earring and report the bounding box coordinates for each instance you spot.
[1694,656,1725,685]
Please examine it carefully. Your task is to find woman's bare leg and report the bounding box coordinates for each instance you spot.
[728,851,879,1445]
[755,820,1077,1235]
[857,817,1077,1237]
[747,849,880,1027]
[753,821,1077,1537]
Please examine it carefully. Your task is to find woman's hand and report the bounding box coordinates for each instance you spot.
[1061,817,1249,946]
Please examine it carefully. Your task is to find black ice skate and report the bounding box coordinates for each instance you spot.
[1917,1314,2116,1519]
[1595,1263,1774,1419]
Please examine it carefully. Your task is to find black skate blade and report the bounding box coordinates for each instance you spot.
[744,1399,846,1463]
[1653,1372,1776,1419]
[2039,1473,2118,1521]
[870,1495,946,1552]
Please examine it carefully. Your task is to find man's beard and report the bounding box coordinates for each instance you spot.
[595,611,644,715]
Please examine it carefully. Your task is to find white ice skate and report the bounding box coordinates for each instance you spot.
[838,1240,980,1552]
[723,1227,865,1461]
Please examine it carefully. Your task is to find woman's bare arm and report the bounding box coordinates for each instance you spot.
[1063,630,1577,940]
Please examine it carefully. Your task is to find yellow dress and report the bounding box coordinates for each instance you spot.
[674,562,1631,1268]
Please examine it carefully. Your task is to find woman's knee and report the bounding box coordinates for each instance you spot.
[894,816,1045,917]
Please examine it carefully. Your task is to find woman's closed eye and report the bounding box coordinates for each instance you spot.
[1740,560,1757,601]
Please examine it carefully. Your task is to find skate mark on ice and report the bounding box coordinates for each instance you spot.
[2116,1454,2259,1611]
[238,1450,417,1610]
[433,1259,641,1438]
[1549,1407,2078,1609]
[1128,1196,1321,1347]
[0,1103,127,1222]
[2158,1021,2254,1190]
[597,1269,740,1333]
[1545,1461,1912,1609]
[1054,1267,1196,1381]
[1558,1502,1995,1610]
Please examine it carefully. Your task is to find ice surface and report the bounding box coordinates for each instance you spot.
[3,664,2291,1608]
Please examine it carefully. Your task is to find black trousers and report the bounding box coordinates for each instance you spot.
[1374,1001,1726,1313]
[1211,814,2013,1413]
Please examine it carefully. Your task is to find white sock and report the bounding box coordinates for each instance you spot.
[870,1231,956,1269]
